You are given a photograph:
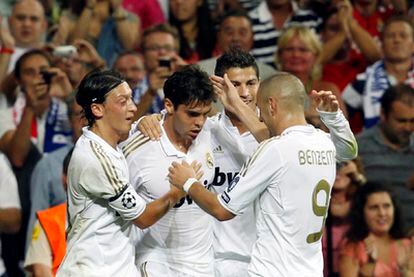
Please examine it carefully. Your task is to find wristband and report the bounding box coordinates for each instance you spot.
[0,47,14,55]
[183,178,198,193]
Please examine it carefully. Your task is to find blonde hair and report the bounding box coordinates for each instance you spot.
[275,25,322,80]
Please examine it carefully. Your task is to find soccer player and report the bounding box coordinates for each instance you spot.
[168,72,348,276]
[122,65,217,276]
[57,70,185,276]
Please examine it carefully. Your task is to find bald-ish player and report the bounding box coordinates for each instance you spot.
[168,72,356,276]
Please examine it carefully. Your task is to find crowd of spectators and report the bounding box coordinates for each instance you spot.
[0,0,414,276]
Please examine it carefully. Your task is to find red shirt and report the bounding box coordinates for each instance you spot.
[353,6,394,38]
[122,0,165,30]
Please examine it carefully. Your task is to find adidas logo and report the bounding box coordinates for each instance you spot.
[213,145,224,153]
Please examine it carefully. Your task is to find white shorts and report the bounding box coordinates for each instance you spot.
[215,259,249,277]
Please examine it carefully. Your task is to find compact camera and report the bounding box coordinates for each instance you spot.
[53,45,77,58]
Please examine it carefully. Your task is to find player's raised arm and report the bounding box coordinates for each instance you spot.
[310,90,358,161]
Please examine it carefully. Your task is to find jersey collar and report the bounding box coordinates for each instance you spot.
[82,127,124,158]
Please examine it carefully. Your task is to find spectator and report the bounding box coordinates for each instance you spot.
[356,84,414,229]
[51,0,140,67]
[320,1,381,91]
[0,0,47,86]
[24,149,73,276]
[198,11,276,80]
[342,15,414,130]
[25,99,84,255]
[112,50,146,104]
[275,26,347,119]
[0,49,73,167]
[135,23,186,119]
[323,159,366,276]
[169,0,216,63]
[339,182,414,276]
[248,0,321,66]
[0,152,22,277]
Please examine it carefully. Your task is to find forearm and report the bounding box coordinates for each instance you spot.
[320,32,347,64]
[133,191,179,229]
[69,9,94,42]
[188,182,234,221]
[0,53,11,85]
[348,20,381,63]
[319,110,358,161]
[8,107,35,167]
[228,100,269,142]
[0,208,21,233]
[114,10,139,50]
[134,89,157,121]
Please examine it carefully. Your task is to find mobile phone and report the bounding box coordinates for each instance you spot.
[53,45,77,58]
[158,58,171,69]
[40,70,56,85]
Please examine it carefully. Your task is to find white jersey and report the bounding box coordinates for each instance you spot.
[123,119,216,276]
[57,128,146,277]
[218,125,336,277]
[209,113,259,264]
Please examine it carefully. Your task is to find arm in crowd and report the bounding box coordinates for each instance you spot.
[320,0,381,65]
[0,15,14,87]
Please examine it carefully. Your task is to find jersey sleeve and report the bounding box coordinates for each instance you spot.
[318,110,358,162]
[218,139,283,215]
[80,154,146,221]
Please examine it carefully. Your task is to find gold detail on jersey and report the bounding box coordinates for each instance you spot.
[240,138,275,177]
[32,223,40,241]
[306,180,331,244]
[206,152,213,169]
[122,133,151,158]
[90,141,127,195]
[140,261,149,277]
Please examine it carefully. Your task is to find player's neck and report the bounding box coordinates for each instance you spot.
[163,118,192,153]
[90,124,119,149]
[226,111,249,134]
[275,114,308,136]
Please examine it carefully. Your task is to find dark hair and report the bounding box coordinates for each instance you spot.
[214,47,259,78]
[14,49,52,80]
[345,182,405,242]
[141,23,180,52]
[381,15,413,41]
[218,10,252,29]
[63,147,74,175]
[169,0,216,60]
[381,84,414,117]
[164,65,215,109]
[75,69,124,126]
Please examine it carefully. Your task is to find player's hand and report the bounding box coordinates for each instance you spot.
[310,90,339,113]
[210,74,244,114]
[138,114,162,140]
[168,160,201,190]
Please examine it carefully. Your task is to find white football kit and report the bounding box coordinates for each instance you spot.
[123,120,216,277]
[218,125,337,277]
[57,128,146,277]
[209,113,259,277]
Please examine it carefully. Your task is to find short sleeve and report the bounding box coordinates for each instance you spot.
[108,185,146,221]
[218,139,283,214]
[24,220,52,268]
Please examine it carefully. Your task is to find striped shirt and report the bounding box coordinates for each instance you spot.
[248,1,321,66]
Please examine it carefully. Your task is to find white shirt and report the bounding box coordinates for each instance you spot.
[57,128,146,277]
[0,153,21,275]
[218,125,336,276]
[123,119,215,276]
[209,113,259,263]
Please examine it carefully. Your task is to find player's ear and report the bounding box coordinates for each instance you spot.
[268,96,278,117]
[164,98,175,114]
[91,103,104,119]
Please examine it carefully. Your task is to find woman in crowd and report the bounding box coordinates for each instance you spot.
[169,0,216,63]
[339,182,414,277]
[275,25,347,117]
[323,159,366,276]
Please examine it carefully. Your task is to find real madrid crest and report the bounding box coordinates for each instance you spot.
[206,152,213,169]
